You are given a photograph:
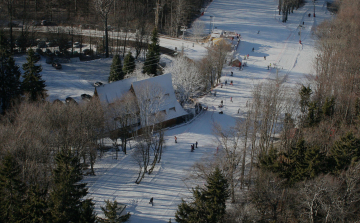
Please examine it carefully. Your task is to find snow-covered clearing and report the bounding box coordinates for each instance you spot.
[14,0,333,221]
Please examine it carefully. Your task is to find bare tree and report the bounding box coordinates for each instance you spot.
[105,92,138,156]
[213,122,243,203]
[94,0,114,58]
[207,41,232,84]
[191,20,205,42]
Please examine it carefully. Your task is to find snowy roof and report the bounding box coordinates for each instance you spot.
[96,77,136,104]
[96,74,187,126]
[210,29,223,38]
[132,73,187,123]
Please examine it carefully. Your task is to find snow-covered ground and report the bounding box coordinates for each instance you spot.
[14,0,333,221]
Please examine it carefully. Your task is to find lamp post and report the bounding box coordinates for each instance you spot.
[209,16,213,34]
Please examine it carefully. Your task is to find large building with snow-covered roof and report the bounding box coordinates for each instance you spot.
[95,73,187,129]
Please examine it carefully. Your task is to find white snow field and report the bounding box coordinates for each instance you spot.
[14,0,333,221]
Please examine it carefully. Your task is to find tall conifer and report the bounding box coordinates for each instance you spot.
[109,54,124,82]
[0,153,26,222]
[143,28,160,75]
[48,149,95,223]
[0,32,21,112]
[123,52,135,75]
[21,49,46,101]
[175,167,229,223]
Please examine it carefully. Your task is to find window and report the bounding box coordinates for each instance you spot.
[165,93,170,96]
[169,107,176,111]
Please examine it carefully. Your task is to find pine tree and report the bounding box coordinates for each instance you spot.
[322,96,335,117]
[204,167,229,222]
[98,199,131,223]
[330,132,360,173]
[123,52,135,75]
[22,184,50,222]
[143,28,160,75]
[48,149,96,223]
[299,85,312,113]
[21,49,46,101]
[79,199,97,223]
[108,54,125,83]
[0,32,21,113]
[175,167,229,223]
[0,153,26,222]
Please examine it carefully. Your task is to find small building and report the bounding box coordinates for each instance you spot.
[95,74,187,129]
[210,29,224,39]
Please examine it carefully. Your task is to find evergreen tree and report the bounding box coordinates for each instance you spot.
[108,54,125,83]
[79,199,97,223]
[21,49,46,101]
[322,96,335,118]
[204,167,230,222]
[175,167,229,223]
[330,132,360,173]
[22,184,50,222]
[0,153,26,222]
[0,32,21,113]
[306,101,322,127]
[143,28,160,75]
[48,149,96,223]
[98,199,131,223]
[299,85,312,113]
[123,52,136,75]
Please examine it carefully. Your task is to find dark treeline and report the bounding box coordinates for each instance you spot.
[0,0,209,36]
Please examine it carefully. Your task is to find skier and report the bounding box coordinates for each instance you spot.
[268,65,270,70]
[175,136,177,143]
[225,80,227,85]
[231,71,233,76]
[191,144,194,152]
[196,141,198,148]
[193,144,195,150]
[247,54,249,59]
[149,197,154,206]
[230,97,233,102]
[252,47,254,52]
[257,30,260,34]
[264,56,266,60]
[221,100,223,105]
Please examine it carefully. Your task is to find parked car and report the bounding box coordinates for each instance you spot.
[46,57,53,64]
[94,82,103,87]
[83,49,93,56]
[52,62,62,69]
[74,42,82,48]
[65,97,77,104]
[34,52,41,61]
[37,41,46,48]
[81,94,92,101]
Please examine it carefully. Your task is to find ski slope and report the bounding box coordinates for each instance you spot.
[81,0,334,222]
